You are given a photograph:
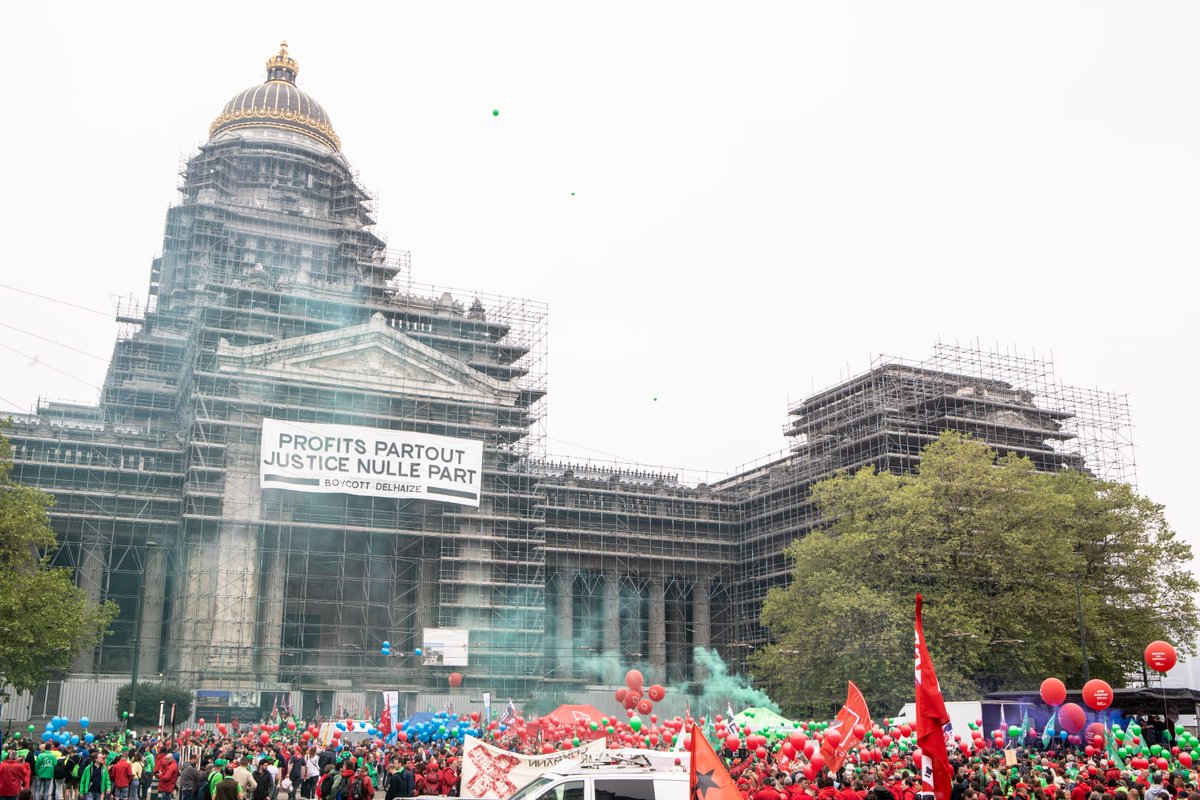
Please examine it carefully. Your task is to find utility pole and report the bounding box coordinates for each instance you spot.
[1074,574,1090,682]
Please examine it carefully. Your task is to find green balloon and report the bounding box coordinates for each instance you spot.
[27,725,34,732]
[1151,744,1162,756]
[572,737,580,747]
[630,716,643,733]
[606,726,615,734]
[1118,747,1129,759]
[492,109,500,117]
[589,722,598,730]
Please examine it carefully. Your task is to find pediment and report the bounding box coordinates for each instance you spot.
[216,314,517,403]
[294,346,454,386]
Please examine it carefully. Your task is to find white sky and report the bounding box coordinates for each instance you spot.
[1,3,1197,563]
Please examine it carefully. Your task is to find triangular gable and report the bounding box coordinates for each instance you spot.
[217,313,518,404]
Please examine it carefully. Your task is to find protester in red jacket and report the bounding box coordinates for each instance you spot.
[155,754,180,797]
[0,750,31,796]
[438,760,458,798]
[111,754,134,792]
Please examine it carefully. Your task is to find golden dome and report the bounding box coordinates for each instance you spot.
[208,42,340,151]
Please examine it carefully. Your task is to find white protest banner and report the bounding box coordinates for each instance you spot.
[260,418,483,506]
[460,735,606,799]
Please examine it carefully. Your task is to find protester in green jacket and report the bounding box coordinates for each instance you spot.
[79,754,112,800]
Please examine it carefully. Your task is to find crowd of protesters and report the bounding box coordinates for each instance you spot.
[3,720,1199,800]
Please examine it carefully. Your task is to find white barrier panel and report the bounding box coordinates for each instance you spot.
[260,419,483,507]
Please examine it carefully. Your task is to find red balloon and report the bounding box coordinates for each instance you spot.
[625,670,644,692]
[724,735,740,751]
[1180,752,1193,768]
[852,724,866,739]
[1082,679,1113,711]
[216,723,227,736]
[1156,758,1170,771]
[286,720,296,731]
[260,733,270,744]
[789,731,806,749]
[899,724,912,737]
[624,691,641,710]
[754,747,767,760]
[1058,702,1086,734]
[647,684,666,702]
[1145,641,1177,674]
[198,718,206,726]
[637,699,653,715]
[448,672,463,688]
[826,730,843,748]
[1040,677,1067,706]
[615,688,628,703]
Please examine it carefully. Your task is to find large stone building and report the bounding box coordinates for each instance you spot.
[3,45,1133,723]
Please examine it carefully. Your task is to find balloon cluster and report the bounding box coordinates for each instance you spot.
[399,711,483,744]
[380,640,392,657]
[613,669,667,716]
[40,716,83,747]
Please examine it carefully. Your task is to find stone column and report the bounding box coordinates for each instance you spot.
[603,575,621,657]
[72,539,106,673]
[415,558,439,635]
[257,535,287,680]
[207,436,264,677]
[691,577,711,680]
[137,544,167,677]
[648,577,666,677]
[207,522,260,675]
[556,572,574,678]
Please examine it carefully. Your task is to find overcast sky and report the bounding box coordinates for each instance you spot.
[1,3,1197,563]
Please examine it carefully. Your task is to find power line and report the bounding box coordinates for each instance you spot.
[0,343,102,390]
[0,282,111,317]
[0,321,108,361]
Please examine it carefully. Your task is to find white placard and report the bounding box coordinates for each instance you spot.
[460,736,606,799]
[422,627,470,666]
[260,419,483,506]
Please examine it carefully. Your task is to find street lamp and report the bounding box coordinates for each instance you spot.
[129,540,159,722]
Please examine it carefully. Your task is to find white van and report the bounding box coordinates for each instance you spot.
[504,752,690,800]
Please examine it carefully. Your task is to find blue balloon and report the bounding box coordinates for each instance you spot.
[41,732,52,741]
[414,648,423,656]
[382,641,390,647]
[70,736,80,745]
[84,733,94,744]
[336,722,346,731]
[80,717,90,729]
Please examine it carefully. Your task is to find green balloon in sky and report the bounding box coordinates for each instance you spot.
[492,109,500,117]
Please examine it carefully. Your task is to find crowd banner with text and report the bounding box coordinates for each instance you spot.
[260,418,483,506]
[461,735,606,799]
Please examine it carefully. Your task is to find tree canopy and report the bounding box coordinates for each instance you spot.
[115,681,193,725]
[750,432,1197,719]
[0,428,117,700]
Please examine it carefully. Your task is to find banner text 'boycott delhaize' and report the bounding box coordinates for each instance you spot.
[259,418,483,507]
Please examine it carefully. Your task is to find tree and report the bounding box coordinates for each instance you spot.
[115,681,193,725]
[750,432,1198,719]
[0,428,117,700]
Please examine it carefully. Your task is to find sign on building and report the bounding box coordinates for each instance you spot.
[259,419,483,507]
[422,628,470,666]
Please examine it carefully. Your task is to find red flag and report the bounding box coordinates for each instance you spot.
[689,723,741,800]
[379,700,392,738]
[915,595,953,800]
[820,681,872,773]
